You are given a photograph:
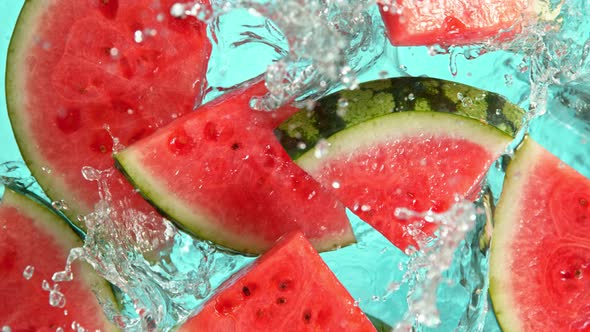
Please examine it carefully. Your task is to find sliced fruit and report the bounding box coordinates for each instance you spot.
[6,0,211,226]
[490,137,590,332]
[277,77,522,251]
[177,232,376,332]
[0,187,118,331]
[115,79,353,255]
[378,0,532,46]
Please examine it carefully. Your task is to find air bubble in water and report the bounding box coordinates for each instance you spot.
[22,265,34,280]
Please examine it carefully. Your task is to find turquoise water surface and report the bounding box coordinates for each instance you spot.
[2,1,589,331]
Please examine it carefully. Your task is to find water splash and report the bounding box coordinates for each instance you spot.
[391,199,481,331]
[50,166,248,331]
[185,0,386,110]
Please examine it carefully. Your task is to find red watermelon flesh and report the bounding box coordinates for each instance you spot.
[115,79,354,254]
[177,231,376,332]
[378,0,533,46]
[0,188,118,331]
[6,0,211,226]
[296,111,511,251]
[490,137,590,331]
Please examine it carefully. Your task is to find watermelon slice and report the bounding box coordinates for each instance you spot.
[489,137,590,331]
[115,79,353,255]
[6,0,211,227]
[277,77,524,251]
[0,187,118,331]
[177,231,377,331]
[378,0,533,46]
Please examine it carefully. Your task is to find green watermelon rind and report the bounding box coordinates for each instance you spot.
[277,77,524,160]
[5,0,93,222]
[114,153,356,255]
[1,186,120,331]
[488,137,542,332]
[296,111,513,175]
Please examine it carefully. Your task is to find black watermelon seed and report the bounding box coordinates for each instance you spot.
[303,310,312,323]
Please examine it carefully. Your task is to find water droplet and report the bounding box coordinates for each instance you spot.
[109,47,119,58]
[41,166,52,174]
[51,200,69,211]
[313,139,330,159]
[22,265,34,280]
[360,204,371,212]
[56,328,64,332]
[296,142,307,150]
[331,181,341,189]
[134,30,144,43]
[42,280,66,308]
[407,93,415,101]
[2,326,11,332]
[336,98,349,117]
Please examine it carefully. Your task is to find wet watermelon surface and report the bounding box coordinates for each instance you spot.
[378,0,531,46]
[490,138,590,331]
[6,0,211,221]
[115,80,354,254]
[178,232,377,332]
[0,188,115,331]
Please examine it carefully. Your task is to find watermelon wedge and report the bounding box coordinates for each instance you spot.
[115,79,353,255]
[378,0,533,46]
[0,187,118,331]
[6,0,211,227]
[277,77,524,251]
[177,231,377,332]
[489,137,590,331]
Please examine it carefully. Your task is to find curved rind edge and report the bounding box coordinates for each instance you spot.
[489,136,543,332]
[1,187,121,331]
[114,150,356,256]
[5,0,92,227]
[277,77,525,160]
[296,111,512,174]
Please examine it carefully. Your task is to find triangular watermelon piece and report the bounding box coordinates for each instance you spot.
[115,79,354,254]
[490,137,590,331]
[6,0,211,229]
[277,77,524,251]
[0,187,118,331]
[177,232,377,331]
